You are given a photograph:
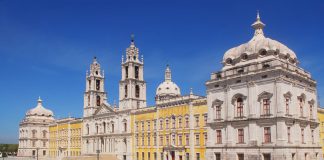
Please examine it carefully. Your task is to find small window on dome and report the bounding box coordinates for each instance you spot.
[166,87,169,90]
[241,54,248,60]
[175,88,178,90]
[226,58,233,65]
[274,51,279,55]
[96,71,98,75]
[159,88,161,91]
[260,50,267,56]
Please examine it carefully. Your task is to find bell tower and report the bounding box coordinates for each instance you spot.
[119,35,147,110]
[83,57,107,117]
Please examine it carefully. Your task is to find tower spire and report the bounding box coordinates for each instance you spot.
[251,10,265,39]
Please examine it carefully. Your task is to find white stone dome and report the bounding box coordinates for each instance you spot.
[156,81,181,96]
[222,13,298,68]
[26,97,54,117]
[156,65,181,100]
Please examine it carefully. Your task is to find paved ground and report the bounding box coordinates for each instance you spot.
[1,155,119,160]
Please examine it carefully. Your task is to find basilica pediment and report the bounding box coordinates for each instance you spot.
[94,103,115,116]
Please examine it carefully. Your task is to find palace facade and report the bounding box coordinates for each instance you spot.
[49,117,82,158]
[205,13,322,160]
[18,13,323,160]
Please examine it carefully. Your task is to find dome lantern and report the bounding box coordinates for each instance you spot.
[156,65,181,101]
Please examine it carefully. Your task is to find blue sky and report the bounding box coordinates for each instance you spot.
[0,0,323,143]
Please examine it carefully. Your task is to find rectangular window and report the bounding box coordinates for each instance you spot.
[160,136,163,146]
[154,120,157,130]
[166,119,169,129]
[142,134,144,146]
[166,135,169,145]
[216,106,221,119]
[263,154,271,160]
[285,98,290,114]
[147,121,151,131]
[43,150,46,156]
[186,153,190,160]
[310,104,313,118]
[237,98,244,117]
[186,134,189,146]
[142,152,144,160]
[238,129,244,143]
[204,133,207,146]
[263,99,270,115]
[148,152,150,160]
[299,98,304,117]
[311,130,314,143]
[160,120,163,130]
[195,134,200,146]
[185,117,189,128]
[142,121,144,131]
[178,135,182,146]
[301,128,305,143]
[148,134,151,146]
[178,118,182,128]
[204,114,207,126]
[172,134,175,145]
[195,116,199,127]
[264,127,271,143]
[287,127,291,143]
[161,152,164,160]
[237,154,244,160]
[154,152,157,160]
[154,136,157,146]
[136,135,139,146]
[43,141,46,147]
[172,117,176,129]
[216,130,222,144]
[215,153,221,160]
[196,153,200,160]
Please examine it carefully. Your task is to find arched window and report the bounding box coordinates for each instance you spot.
[298,94,306,117]
[123,120,127,132]
[135,66,139,79]
[88,95,90,106]
[32,130,37,138]
[283,92,292,115]
[135,85,140,98]
[96,80,100,90]
[96,96,100,106]
[111,123,115,133]
[124,85,128,98]
[125,66,129,78]
[95,124,99,134]
[86,124,89,135]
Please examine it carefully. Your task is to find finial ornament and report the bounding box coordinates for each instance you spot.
[38,96,42,102]
[251,10,265,39]
[165,65,172,82]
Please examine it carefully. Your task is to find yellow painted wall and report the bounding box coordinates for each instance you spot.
[49,119,82,158]
[318,108,324,157]
[132,99,208,160]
